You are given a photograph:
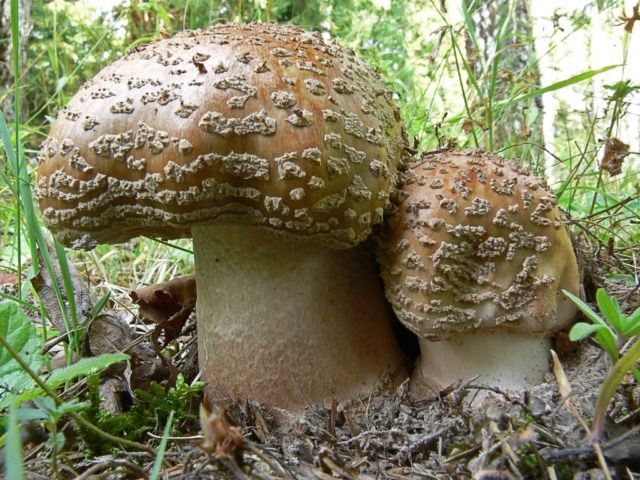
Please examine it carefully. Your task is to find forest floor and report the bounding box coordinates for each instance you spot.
[10,249,640,480]
[18,336,640,479]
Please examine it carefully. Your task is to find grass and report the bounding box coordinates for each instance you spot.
[0,0,639,477]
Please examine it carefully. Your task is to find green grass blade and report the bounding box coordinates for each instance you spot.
[502,64,621,107]
[10,0,23,300]
[0,112,18,194]
[91,292,111,319]
[150,410,174,480]
[4,403,25,480]
[53,239,79,335]
[1,109,81,352]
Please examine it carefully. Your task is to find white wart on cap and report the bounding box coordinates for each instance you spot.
[36,23,409,410]
[377,150,580,395]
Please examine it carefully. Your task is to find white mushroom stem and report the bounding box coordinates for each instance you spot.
[192,223,406,411]
[412,332,551,396]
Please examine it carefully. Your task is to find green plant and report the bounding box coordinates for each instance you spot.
[0,302,46,409]
[3,404,23,480]
[564,288,640,368]
[82,373,205,451]
[0,300,130,412]
[14,396,90,475]
[563,288,640,443]
[149,410,174,480]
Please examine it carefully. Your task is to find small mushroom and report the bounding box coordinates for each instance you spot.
[377,150,580,396]
[35,23,409,411]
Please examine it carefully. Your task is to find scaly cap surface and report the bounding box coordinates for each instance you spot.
[378,150,580,340]
[36,23,408,249]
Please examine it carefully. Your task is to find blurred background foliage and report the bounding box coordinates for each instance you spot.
[1,0,639,285]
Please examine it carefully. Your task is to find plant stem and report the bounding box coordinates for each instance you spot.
[10,0,22,299]
[592,338,640,442]
[0,332,156,455]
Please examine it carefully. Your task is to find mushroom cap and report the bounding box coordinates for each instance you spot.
[377,150,580,340]
[35,23,408,249]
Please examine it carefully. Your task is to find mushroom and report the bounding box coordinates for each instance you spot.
[35,23,409,411]
[377,150,580,396]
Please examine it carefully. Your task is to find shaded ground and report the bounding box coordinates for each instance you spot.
[5,242,640,479]
[15,326,640,479]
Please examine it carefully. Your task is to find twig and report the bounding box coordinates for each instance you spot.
[221,457,252,480]
[245,440,297,480]
[72,459,146,480]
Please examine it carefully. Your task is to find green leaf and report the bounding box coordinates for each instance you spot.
[596,288,624,333]
[46,353,129,388]
[569,322,605,341]
[503,64,621,107]
[624,306,640,336]
[593,329,619,362]
[0,302,45,398]
[9,407,49,423]
[624,321,640,337]
[33,396,88,420]
[563,290,619,359]
[563,290,612,330]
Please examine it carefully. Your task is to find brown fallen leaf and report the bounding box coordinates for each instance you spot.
[199,402,244,459]
[600,137,630,176]
[0,271,19,286]
[130,274,196,347]
[31,235,94,336]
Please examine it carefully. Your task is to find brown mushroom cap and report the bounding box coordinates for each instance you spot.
[35,23,407,249]
[378,150,580,340]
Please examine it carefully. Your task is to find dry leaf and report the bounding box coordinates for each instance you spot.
[462,119,474,133]
[199,403,244,459]
[31,235,94,336]
[131,274,196,347]
[130,274,196,324]
[518,124,532,139]
[600,137,630,176]
[0,271,18,286]
[620,2,640,32]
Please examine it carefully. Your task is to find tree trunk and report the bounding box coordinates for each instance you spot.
[464,0,543,153]
[0,0,31,123]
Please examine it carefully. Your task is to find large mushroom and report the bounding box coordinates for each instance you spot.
[35,23,409,410]
[377,150,580,396]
